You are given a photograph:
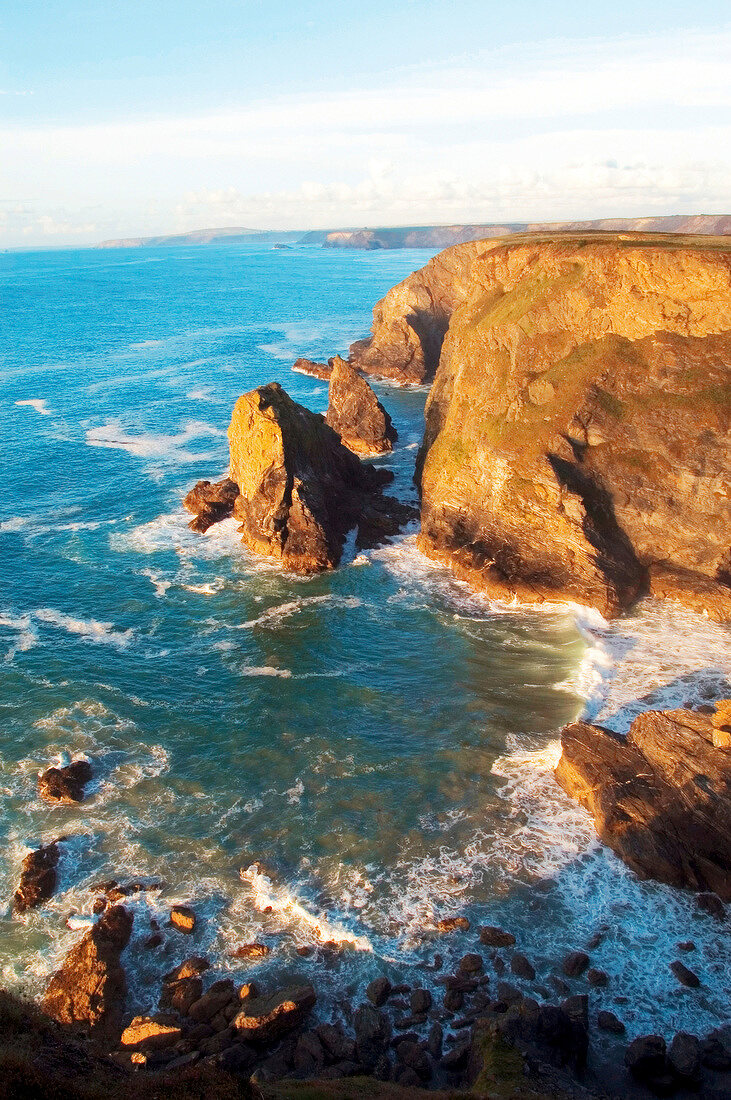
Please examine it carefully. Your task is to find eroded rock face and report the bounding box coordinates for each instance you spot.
[555,705,731,897]
[227,382,398,571]
[183,478,238,533]
[39,759,92,804]
[325,356,397,456]
[412,233,731,618]
[42,905,133,1038]
[14,841,61,912]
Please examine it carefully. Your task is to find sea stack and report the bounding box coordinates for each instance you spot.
[325,355,397,455]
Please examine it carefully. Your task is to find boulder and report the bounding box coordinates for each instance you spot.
[510,953,535,981]
[562,951,590,978]
[170,905,196,933]
[229,942,271,959]
[670,960,701,988]
[233,984,316,1043]
[120,1015,182,1051]
[597,1010,625,1034]
[366,976,391,1007]
[325,356,397,456]
[14,841,61,912]
[183,478,238,533]
[555,706,731,897]
[437,915,470,933]
[225,382,402,571]
[625,1034,667,1083]
[38,759,92,804]
[42,904,133,1038]
[411,234,731,619]
[479,926,515,947]
[668,1032,702,1081]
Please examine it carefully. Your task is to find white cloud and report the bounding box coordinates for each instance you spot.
[1,26,730,245]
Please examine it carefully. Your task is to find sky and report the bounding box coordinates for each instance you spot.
[1,0,730,247]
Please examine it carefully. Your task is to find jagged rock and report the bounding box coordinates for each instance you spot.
[38,759,92,804]
[325,356,397,456]
[160,976,203,1015]
[14,841,61,912]
[183,478,238,533]
[696,892,726,919]
[170,905,196,933]
[479,926,515,947]
[411,234,731,619]
[226,382,401,571]
[292,356,332,380]
[555,706,731,897]
[366,976,391,1006]
[670,960,701,988]
[293,1030,326,1075]
[233,984,316,1042]
[120,1015,182,1051]
[711,699,731,748]
[42,904,133,1038]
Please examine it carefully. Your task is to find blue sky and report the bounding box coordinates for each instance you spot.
[1,1,730,245]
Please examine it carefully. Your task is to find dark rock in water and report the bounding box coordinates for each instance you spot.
[427,1021,443,1059]
[479,926,515,947]
[229,942,271,959]
[562,950,590,978]
[586,967,608,986]
[170,904,196,933]
[183,477,238,533]
[510,952,535,980]
[625,1034,667,1082]
[561,994,588,1032]
[555,707,731,898]
[702,1026,731,1070]
[354,1002,391,1067]
[395,1039,432,1081]
[668,1031,702,1081]
[188,982,235,1024]
[164,956,210,981]
[225,382,403,572]
[597,1010,625,1034]
[325,355,397,456]
[292,356,332,381]
[38,758,92,804]
[366,976,391,1007]
[670,959,701,988]
[14,840,61,912]
[42,904,133,1038]
[233,984,316,1042]
[315,1023,357,1063]
[696,891,727,920]
[443,988,464,1013]
[410,988,431,1014]
[458,953,484,975]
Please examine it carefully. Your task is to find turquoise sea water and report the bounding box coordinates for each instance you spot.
[1,243,729,1048]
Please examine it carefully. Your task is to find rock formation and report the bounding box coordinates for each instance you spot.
[325,355,397,455]
[183,478,238,533]
[555,703,731,897]
[14,841,62,912]
[291,356,332,380]
[43,904,133,1038]
[186,382,413,571]
[233,984,316,1042]
[38,758,92,803]
[391,232,731,618]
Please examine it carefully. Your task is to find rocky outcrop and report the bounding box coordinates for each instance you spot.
[408,232,731,618]
[183,478,238,533]
[292,356,332,380]
[14,841,61,912]
[38,759,92,804]
[233,984,316,1042]
[226,382,406,571]
[325,356,397,455]
[42,905,133,1038]
[555,703,731,897]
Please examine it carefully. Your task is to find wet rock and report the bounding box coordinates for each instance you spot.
[562,950,590,977]
[586,967,608,987]
[437,915,470,933]
[230,942,271,959]
[597,1010,625,1034]
[556,708,731,898]
[510,953,536,981]
[670,960,701,988]
[42,904,133,1038]
[669,1031,702,1082]
[354,1002,391,1066]
[121,1015,182,1051]
[92,896,107,915]
[696,892,726,920]
[13,840,61,912]
[625,1034,667,1082]
[458,952,484,974]
[224,382,400,572]
[562,994,589,1032]
[586,929,607,950]
[188,980,235,1023]
[38,759,92,804]
[366,976,391,1007]
[160,976,203,1016]
[165,956,210,981]
[440,1041,470,1071]
[496,982,523,1006]
[292,357,331,381]
[443,988,463,1013]
[324,356,397,456]
[549,975,571,996]
[427,1021,443,1059]
[238,981,258,1001]
[170,905,196,933]
[410,988,431,1014]
[233,984,316,1043]
[479,926,515,947]
[677,941,695,952]
[183,478,239,533]
[143,932,163,950]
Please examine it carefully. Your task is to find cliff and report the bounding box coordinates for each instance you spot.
[357,231,730,618]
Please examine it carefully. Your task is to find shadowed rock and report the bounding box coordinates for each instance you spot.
[325,356,397,456]
[555,705,731,897]
[42,904,133,1038]
[14,841,62,912]
[183,478,238,533]
[233,984,316,1042]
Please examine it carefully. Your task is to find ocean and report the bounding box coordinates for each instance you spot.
[1,242,729,1049]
